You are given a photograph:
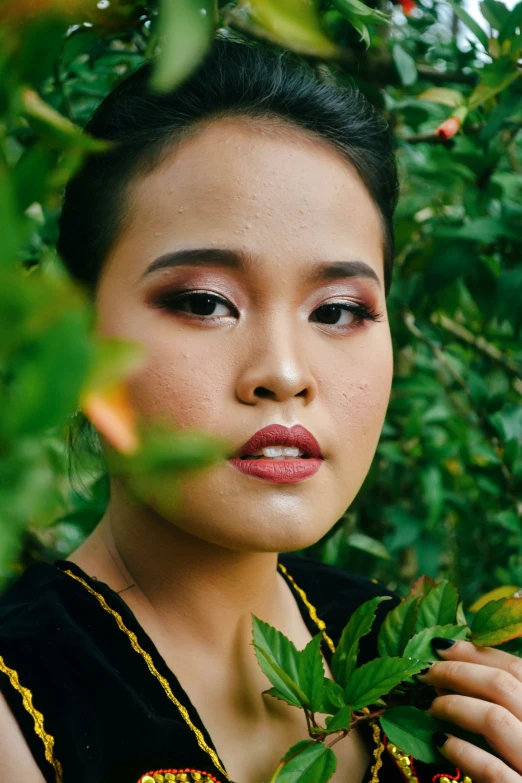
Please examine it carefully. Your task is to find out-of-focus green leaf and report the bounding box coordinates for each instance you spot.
[498,0,522,43]
[150,0,215,93]
[347,533,392,560]
[241,0,338,57]
[446,0,490,49]
[392,44,418,86]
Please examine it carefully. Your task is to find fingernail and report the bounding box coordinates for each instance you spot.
[430,637,456,652]
[414,664,433,679]
[432,732,449,748]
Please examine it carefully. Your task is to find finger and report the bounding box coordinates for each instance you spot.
[429,694,522,774]
[418,660,522,721]
[434,733,521,783]
[430,639,522,683]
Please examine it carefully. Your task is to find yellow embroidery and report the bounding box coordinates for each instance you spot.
[278,564,387,782]
[387,743,418,782]
[278,562,336,653]
[63,570,229,780]
[0,654,63,783]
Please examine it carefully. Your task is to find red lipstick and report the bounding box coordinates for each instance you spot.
[229,424,324,484]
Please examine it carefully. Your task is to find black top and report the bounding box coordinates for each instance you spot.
[0,553,464,783]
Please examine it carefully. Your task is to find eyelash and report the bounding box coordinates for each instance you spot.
[153,289,384,332]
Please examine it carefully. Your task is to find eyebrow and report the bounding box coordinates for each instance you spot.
[140,247,381,289]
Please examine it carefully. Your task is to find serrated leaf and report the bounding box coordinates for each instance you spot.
[254,646,308,708]
[320,678,346,714]
[445,0,490,48]
[378,596,420,658]
[471,596,522,646]
[343,658,425,710]
[406,576,437,599]
[252,616,308,707]
[299,634,325,713]
[380,707,447,764]
[275,741,337,783]
[403,625,469,662]
[332,596,392,688]
[324,705,353,733]
[415,581,458,631]
[264,687,303,707]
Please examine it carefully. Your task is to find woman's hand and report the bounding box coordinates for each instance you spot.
[417,638,522,783]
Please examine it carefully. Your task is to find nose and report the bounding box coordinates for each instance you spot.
[235,316,318,406]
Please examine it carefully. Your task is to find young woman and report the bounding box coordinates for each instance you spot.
[1,36,522,783]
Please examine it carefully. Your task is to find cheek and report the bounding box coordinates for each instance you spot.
[322,332,393,447]
[125,341,232,431]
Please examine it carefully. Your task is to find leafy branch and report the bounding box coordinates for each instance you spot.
[253,576,522,783]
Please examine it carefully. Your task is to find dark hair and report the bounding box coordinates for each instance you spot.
[57,35,399,298]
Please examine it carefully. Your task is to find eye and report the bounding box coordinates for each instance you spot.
[154,291,237,319]
[311,302,384,330]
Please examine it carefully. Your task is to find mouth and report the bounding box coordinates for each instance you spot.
[229,424,324,483]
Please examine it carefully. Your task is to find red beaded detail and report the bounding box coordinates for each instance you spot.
[138,768,221,783]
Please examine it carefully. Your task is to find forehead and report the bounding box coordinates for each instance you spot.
[110,117,384,280]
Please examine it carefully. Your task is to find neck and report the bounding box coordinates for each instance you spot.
[72,479,295,654]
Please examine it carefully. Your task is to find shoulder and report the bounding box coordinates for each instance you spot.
[278,553,400,660]
[0,691,47,782]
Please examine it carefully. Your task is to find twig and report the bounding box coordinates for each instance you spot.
[431,312,522,379]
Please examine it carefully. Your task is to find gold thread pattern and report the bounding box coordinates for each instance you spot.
[387,742,419,782]
[63,570,229,780]
[0,654,63,783]
[277,563,336,654]
[278,564,385,782]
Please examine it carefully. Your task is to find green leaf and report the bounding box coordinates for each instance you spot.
[471,596,522,646]
[243,0,338,58]
[150,0,215,93]
[406,576,438,599]
[264,687,304,707]
[380,707,447,764]
[414,581,459,632]
[498,0,522,43]
[254,646,308,708]
[378,596,420,657]
[274,741,337,783]
[299,634,325,713]
[417,87,464,108]
[343,658,425,710]
[479,0,510,31]
[403,625,469,662]
[333,0,391,22]
[252,616,308,707]
[332,596,392,688]
[392,44,418,86]
[445,0,490,48]
[320,679,347,714]
[324,704,353,732]
[347,533,392,560]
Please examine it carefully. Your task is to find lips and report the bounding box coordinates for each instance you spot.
[233,424,323,460]
[229,424,324,484]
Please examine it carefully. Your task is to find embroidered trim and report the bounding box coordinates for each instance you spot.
[385,736,420,783]
[432,772,472,783]
[63,570,229,780]
[138,767,220,783]
[277,562,336,654]
[368,719,385,783]
[0,654,63,783]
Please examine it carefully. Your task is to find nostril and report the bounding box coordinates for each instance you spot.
[254,387,275,399]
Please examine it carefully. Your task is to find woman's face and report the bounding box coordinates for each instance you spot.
[94,117,393,552]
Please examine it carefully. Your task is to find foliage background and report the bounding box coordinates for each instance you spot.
[1,0,521,605]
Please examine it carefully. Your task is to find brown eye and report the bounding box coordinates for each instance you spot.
[155,291,236,318]
[313,304,355,326]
